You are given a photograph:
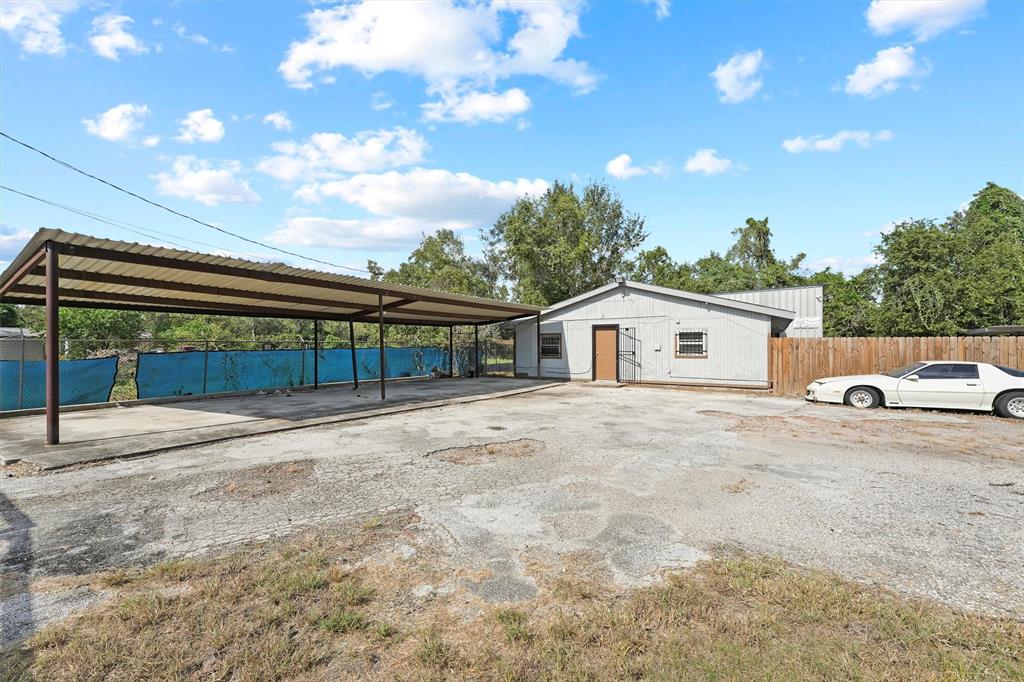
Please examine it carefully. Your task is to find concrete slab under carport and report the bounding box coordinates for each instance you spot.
[1,377,559,470]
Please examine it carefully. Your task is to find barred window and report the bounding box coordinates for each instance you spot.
[540,333,562,359]
[675,330,707,357]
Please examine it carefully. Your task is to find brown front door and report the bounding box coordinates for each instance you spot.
[593,327,617,381]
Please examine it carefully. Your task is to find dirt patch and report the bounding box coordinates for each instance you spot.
[723,477,756,494]
[702,410,1022,461]
[196,460,315,501]
[427,439,543,465]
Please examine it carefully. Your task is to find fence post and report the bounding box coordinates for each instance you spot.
[313,319,320,389]
[202,341,209,395]
[18,329,26,409]
[349,319,359,390]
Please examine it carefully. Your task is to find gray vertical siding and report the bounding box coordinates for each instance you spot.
[717,286,823,337]
[515,286,772,385]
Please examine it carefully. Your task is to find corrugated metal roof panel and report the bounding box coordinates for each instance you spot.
[0,229,542,324]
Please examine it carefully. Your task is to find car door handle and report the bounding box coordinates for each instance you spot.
[966,382,979,386]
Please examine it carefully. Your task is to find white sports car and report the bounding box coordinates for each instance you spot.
[805,361,1024,419]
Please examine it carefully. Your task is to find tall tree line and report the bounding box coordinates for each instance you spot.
[6,181,1022,342]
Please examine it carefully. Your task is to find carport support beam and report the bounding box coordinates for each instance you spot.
[535,313,542,380]
[45,242,60,445]
[474,324,480,378]
[313,319,320,389]
[378,295,386,400]
[448,326,454,377]
[349,319,358,389]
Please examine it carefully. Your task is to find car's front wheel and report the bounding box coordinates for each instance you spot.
[994,391,1024,419]
[844,386,880,410]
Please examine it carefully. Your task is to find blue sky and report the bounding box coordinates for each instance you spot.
[2,0,1022,278]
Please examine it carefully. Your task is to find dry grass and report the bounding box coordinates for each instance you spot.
[3,523,1022,681]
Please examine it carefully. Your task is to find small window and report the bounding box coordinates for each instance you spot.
[915,363,979,380]
[539,333,562,359]
[675,330,707,358]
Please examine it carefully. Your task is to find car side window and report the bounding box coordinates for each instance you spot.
[915,364,978,380]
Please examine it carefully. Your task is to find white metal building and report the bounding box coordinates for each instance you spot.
[513,280,823,388]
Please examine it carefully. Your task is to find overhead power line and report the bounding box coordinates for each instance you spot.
[0,130,370,274]
[2,184,274,260]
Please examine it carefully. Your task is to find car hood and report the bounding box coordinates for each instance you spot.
[812,374,892,385]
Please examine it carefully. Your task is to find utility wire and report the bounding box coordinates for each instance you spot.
[0,130,370,274]
[2,184,279,260]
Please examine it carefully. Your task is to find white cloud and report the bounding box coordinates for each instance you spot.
[267,216,436,250]
[278,1,595,125]
[153,156,260,206]
[422,87,531,124]
[257,127,428,182]
[806,254,882,274]
[175,108,226,143]
[82,103,150,142]
[142,135,160,148]
[370,90,393,111]
[0,0,79,56]
[1,227,35,267]
[866,0,985,42]
[605,153,669,180]
[710,49,764,103]
[641,0,671,20]
[262,111,293,131]
[782,129,893,153]
[89,14,149,61]
[683,148,736,175]
[844,45,929,98]
[269,168,547,250]
[303,168,548,223]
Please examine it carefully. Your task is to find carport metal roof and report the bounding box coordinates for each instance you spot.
[0,228,542,325]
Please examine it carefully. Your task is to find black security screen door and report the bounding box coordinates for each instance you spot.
[618,327,640,384]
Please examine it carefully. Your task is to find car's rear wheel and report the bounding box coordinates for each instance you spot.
[994,391,1024,419]
[844,386,880,410]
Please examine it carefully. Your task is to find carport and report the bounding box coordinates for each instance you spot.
[0,229,544,446]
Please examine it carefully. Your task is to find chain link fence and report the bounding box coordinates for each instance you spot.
[1,334,515,410]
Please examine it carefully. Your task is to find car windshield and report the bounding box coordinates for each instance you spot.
[884,362,926,378]
[995,365,1024,378]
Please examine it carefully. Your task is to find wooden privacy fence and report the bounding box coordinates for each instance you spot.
[769,336,1024,397]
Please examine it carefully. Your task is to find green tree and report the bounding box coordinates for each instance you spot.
[806,268,879,336]
[873,183,1023,335]
[0,303,19,327]
[376,229,503,299]
[368,230,502,347]
[50,309,145,343]
[484,181,647,305]
[953,182,1024,329]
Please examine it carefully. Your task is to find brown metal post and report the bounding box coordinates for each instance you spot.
[45,243,60,445]
[313,319,320,389]
[378,295,386,400]
[474,323,480,378]
[349,319,358,389]
[535,313,542,379]
[448,326,454,377]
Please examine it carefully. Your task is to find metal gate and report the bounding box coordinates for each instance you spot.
[617,327,640,384]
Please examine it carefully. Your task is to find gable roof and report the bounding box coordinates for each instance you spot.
[536,279,797,320]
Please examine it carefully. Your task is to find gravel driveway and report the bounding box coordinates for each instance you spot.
[3,382,1022,642]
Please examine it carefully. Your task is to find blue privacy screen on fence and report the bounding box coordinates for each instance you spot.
[0,356,119,411]
[135,346,454,399]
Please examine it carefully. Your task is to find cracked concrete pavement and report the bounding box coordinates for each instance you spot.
[2,382,1022,643]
